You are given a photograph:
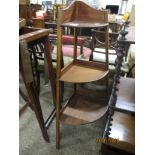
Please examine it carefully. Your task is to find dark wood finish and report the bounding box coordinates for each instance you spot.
[101,21,135,155]
[20,29,50,43]
[19,4,31,20]
[111,77,135,113]
[20,40,49,142]
[19,26,40,34]
[102,111,135,154]
[109,22,135,113]
[19,26,56,142]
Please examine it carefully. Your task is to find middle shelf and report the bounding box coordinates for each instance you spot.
[59,59,109,83]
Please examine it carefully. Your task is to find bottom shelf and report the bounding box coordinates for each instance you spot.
[60,92,108,125]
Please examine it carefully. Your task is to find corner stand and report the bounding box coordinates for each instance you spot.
[56,1,109,148]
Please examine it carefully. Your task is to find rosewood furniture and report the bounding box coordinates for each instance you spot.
[56,1,109,148]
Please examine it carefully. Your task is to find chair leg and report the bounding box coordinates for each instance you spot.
[19,103,29,116]
[56,80,61,149]
[33,102,49,142]
[19,88,33,110]
[36,71,41,95]
[27,83,50,142]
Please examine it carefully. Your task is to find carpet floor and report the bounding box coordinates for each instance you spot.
[19,74,111,155]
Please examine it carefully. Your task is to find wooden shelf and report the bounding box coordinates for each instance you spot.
[59,60,109,83]
[61,21,108,28]
[60,92,108,125]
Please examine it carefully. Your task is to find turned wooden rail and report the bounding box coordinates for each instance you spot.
[100,21,135,155]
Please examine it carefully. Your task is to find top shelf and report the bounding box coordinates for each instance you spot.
[57,1,108,28]
[57,1,109,84]
[61,21,108,28]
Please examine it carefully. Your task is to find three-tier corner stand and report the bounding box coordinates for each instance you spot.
[56,1,109,148]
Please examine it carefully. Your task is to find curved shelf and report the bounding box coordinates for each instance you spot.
[61,21,108,28]
[59,60,109,83]
[60,92,108,125]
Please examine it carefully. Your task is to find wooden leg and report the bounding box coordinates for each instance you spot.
[56,27,63,148]
[20,39,50,142]
[43,37,57,107]
[19,103,29,116]
[19,88,33,110]
[106,74,109,102]
[31,46,41,95]
[56,80,60,149]
[27,83,49,142]
[44,55,49,84]
[36,71,41,95]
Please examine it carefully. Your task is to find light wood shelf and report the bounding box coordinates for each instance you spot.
[60,92,108,125]
[59,60,108,83]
